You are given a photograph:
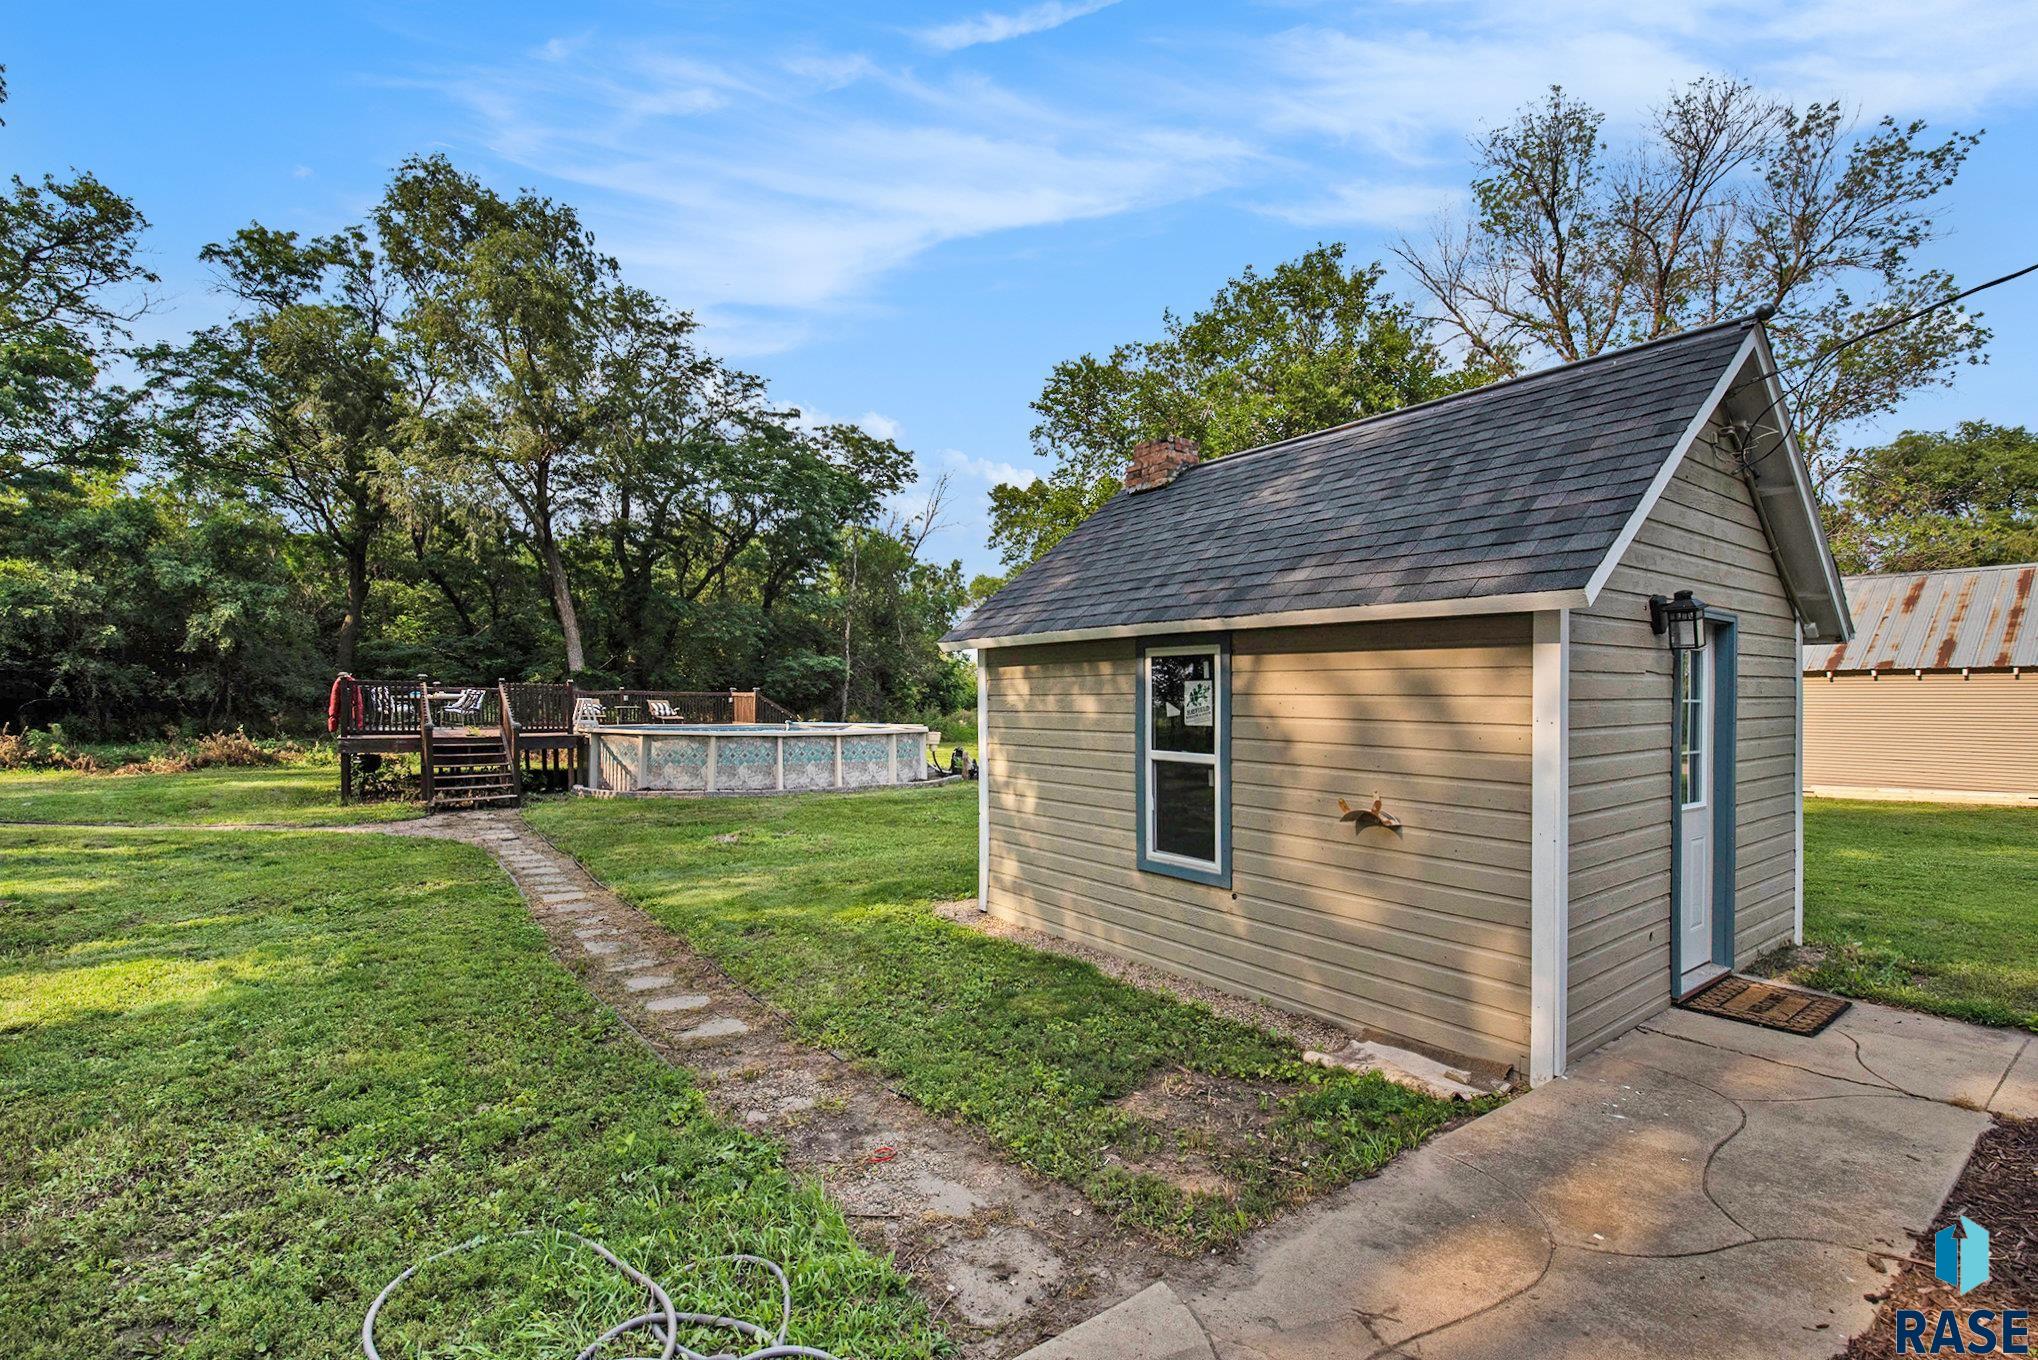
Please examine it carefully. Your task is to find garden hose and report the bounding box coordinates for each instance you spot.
[361,1229,847,1360]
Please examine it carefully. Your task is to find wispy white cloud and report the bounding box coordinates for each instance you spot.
[942,448,1038,487]
[431,42,1248,354]
[418,0,2038,363]
[915,0,1118,53]
[1257,179,1466,230]
[1251,0,2038,165]
[858,411,904,441]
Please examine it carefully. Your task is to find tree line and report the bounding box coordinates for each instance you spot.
[6,71,2026,737]
[989,78,2024,578]
[1,72,970,735]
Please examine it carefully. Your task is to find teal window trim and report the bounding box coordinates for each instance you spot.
[1135,635,1232,889]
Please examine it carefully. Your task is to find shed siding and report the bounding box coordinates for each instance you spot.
[1566,431,1804,1061]
[984,615,1534,1070]
[1803,672,2038,797]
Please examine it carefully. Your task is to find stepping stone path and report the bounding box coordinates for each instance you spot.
[389,808,1169,1360]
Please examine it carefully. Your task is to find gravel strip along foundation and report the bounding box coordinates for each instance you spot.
[391,810,1192,1359]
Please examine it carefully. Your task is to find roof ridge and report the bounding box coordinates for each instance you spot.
[1171,315,1757,480]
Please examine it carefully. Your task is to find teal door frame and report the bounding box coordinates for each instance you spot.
[1668,611,1738,992]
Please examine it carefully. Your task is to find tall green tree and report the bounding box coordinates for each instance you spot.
[0,65,155,481]
[1396,78,1986,483]
[376,154,624,675]
[1826,422,2038,574]
[989,244,1468,566]
[148,224,409,672]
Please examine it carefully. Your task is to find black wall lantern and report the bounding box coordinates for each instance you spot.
[1650,589,1709,652]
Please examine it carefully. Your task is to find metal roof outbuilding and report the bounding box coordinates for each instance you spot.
[1806,563,2038,673]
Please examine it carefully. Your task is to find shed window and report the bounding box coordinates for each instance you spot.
[1140,643,1228,885]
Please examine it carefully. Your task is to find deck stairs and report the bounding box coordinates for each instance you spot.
[425,731,519,809]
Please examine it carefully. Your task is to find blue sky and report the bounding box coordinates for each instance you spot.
[10,1,2038,577]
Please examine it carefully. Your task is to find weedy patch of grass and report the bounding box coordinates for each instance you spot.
[527,786,1486,1250]
[1776,799,2038,1030]
[0,765,418,827]
[0,827,937,1359]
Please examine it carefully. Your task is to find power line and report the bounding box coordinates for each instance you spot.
[1777,259,2038,394]
[1716,259,2038,476]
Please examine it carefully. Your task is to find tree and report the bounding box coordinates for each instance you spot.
[148,224,409,672]
[990,244,1469,566]
[1825,423,2038,574]
[1396,79,1986,484]
[0,65,155,480]
[831,477,970,721]
[376,155,624,675]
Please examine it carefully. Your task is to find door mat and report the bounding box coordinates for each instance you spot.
[1676,975,1851,1037]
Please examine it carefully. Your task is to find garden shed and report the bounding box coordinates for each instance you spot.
[1803,563,2038,802]
[945,317,1851,1084]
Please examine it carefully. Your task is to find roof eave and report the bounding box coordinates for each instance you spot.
[939,587,1591,652]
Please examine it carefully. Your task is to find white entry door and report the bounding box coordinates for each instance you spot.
[1677,632,1716,994]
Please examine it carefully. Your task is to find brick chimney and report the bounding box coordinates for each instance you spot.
[1124,436,1200,493]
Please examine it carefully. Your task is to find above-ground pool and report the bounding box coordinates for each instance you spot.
[578,722,936,796]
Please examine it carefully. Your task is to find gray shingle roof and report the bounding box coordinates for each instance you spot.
[1805,564,2038,673]
[948,319,1755,646]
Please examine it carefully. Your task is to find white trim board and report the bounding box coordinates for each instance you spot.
[1748,328,1853,641]
[977,660,991,913]
[1529,608,1571,1085]
[1793,664,1805,946]
[941,588,1589,653]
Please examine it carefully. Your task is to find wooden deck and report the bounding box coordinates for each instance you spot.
[331,677,796,810]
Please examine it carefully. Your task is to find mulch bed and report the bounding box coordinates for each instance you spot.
[1843,1116,2038,1356]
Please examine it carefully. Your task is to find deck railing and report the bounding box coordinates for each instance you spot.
[336,677,798,737]
[501,681,574,733]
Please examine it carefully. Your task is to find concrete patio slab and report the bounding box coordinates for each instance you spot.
[1018,995,2010,1360]
[1016,1283,1213,1360]
[1186,1147,1551,1349]
[1437,1053,1744,1256]
[1641,1002,2027,1108]
[1422,1237,1885,1360]
[1710,1092,1987,1251]
[1988,1036,2038,1118]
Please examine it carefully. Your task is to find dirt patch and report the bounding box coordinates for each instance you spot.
[1106,1069,1293,1199]
[1841,1116,2038,1356]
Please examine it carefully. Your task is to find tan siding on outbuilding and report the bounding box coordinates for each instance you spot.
[1803,671,2038,797]
[1565,428,1805,1062]
[984,616,1535,1071]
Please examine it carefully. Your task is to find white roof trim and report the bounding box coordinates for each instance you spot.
[940,587,1590,652]
[1581,328,1759,604]
[1577,326,1852,644]
[1745,327,1853,642]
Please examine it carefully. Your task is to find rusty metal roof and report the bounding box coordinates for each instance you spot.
[1805,563,2038,673]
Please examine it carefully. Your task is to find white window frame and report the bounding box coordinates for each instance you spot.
[1142,642,1226,875]
[1678,635,1710,811]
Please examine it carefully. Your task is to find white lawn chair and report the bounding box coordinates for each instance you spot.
[573,696,607,728]
[442,688,487,725]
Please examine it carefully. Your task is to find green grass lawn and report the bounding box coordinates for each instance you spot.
[0,765,417,827]
[0,826,936,1359]
[526,785,1478,1250]
[1785,798,2038,1030]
